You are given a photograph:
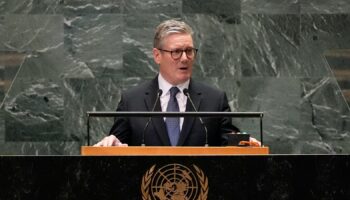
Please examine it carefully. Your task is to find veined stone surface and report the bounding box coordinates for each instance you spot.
[0,0,349,154]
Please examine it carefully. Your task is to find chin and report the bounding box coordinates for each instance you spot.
[176,76,190,84]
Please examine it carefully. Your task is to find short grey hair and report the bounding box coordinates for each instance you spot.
[153,19,194,48]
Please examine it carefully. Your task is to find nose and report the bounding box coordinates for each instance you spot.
[180,50,189,62]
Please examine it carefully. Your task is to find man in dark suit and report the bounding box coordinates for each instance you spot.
[107,76,239,146]
[95,19,255,147]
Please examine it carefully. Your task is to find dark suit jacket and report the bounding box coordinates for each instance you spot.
[109,76,239,146]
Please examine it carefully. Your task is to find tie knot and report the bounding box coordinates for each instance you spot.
[169,87,180,97]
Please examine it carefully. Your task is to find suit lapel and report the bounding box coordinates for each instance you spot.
[177,81,202,146]
[144,77,171,146]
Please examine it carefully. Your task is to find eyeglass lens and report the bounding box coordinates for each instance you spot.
[172,49,196,59]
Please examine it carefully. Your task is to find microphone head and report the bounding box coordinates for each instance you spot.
[157,89,163,96]
[183,88,189,96]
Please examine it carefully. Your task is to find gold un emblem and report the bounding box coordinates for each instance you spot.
[141,163,208,200]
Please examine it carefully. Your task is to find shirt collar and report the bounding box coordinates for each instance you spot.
[158,73,190,96]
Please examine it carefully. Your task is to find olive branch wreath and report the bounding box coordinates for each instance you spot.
[141,164,156,200]
[193,164,209,200]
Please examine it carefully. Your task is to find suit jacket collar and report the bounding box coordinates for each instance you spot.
[144,76,171,145]
[177,79,203,146]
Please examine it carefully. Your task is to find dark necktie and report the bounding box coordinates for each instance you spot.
[166,87,180,146]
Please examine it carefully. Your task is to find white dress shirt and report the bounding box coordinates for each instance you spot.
[158,73,189,130]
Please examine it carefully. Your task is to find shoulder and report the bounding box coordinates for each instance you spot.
[122,78,155,98]
[190,79,225,96]
[190,79,230,111]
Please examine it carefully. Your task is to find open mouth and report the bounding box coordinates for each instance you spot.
[179,67,188,70]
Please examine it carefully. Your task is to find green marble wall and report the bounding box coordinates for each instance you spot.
[0,0,349,154]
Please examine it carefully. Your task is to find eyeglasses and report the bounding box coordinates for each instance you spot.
[158,48,198,60]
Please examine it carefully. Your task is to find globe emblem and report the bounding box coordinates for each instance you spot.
[150,163,199,200]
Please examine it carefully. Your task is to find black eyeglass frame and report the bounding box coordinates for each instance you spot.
[157,48,198,60]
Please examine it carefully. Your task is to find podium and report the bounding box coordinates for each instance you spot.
[0,154,347,199]
[81,146,269,155]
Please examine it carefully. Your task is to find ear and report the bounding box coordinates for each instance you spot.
[153,48,161,65]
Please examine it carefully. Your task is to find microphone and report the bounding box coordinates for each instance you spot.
[141,89,163,146]
[183,88,209,147]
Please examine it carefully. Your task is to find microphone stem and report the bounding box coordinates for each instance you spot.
[184,90,209,147]
[141,90,162,146]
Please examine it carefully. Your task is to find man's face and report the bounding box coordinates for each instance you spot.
[153,33,195,85]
